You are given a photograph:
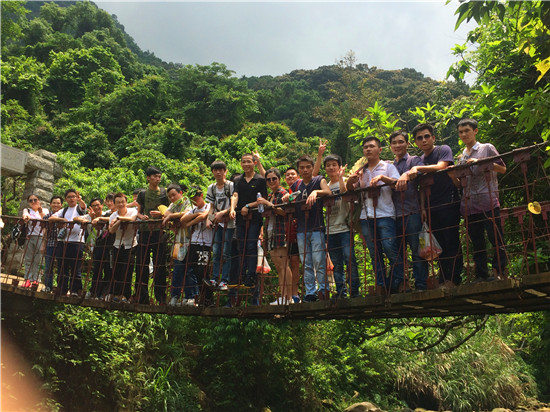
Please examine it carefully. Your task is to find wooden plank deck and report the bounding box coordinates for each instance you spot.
[3,272,550,319]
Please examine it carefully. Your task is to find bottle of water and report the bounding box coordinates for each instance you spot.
[257,192,264,213]
[289,190,301,202]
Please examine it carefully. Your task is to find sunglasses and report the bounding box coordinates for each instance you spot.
[28,198,39,203]
[415,134,432,141]
[266,177,279,182]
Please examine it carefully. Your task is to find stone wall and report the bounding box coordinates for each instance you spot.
[1,144,63,275]
[1,144,63,213]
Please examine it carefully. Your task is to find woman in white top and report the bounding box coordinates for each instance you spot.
[22,194,48,288]
[108,193,138,303]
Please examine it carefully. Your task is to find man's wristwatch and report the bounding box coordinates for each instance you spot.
[245,204,250,209]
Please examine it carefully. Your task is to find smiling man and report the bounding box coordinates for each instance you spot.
[347,136,404,294]
[48,189,87,296]
[389,130,428,291]
[285,154,331,301]
[229,153,268,289]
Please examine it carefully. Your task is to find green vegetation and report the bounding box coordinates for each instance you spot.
[1,1,550,410]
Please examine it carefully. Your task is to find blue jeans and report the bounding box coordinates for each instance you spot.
[360,218,403,289]
[395,214,428,289]
[327,231,359,296]
[173,244,211,299]
[211,226,234,284]
[297,230,327,296]
[236,221,261,283]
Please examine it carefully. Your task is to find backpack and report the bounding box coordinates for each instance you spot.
[347,193,364,235]
[137,187,168,214]
[207,181,233,211]
[58,205,87,241]
[11,214,29,248]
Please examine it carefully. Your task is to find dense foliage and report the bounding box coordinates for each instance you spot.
[1,1,550,410]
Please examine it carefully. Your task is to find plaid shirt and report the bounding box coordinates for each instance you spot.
[43,212,59,247]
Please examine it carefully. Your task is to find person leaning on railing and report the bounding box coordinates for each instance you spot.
[21,194,48,289]
[42,196,63,292]
[257,167,294,305]
[407,123,463,288]
[108,193,138,303]
[456,118,508,282]
[346,136,405,294]
[47,189,87,296]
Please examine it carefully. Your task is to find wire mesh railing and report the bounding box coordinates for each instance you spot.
[1,143,549,311]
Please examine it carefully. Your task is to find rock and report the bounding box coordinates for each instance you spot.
[491,409,512,412]
[344,402,386,412]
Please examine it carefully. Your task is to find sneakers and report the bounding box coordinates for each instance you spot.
[104,294,112,302]
[218,281,228,291]
[270,297,284,305]
[22,279,31,288]
[31,281,39,288]
[292,295,301,304]
[169,296,178,306]
[70,292,79,297]
[85,291,93,299]
[183,298,195,306]
[204,279,217,288]
[43,286,51,293]
[303,294,318,303]
[121,297,129,304]
[112,296,121,303]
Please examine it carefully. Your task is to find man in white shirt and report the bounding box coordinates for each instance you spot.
[48,189,87,296]
[180,186,213,306]
[108,193,138,303]
[347,136,404,293]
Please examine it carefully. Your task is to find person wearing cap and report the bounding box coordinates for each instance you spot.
[162,183,192,305]
[134,166,170,304]
[180,186,213,306]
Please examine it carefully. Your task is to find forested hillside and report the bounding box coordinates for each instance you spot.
[1,1,550,411]
[0,1,472,214]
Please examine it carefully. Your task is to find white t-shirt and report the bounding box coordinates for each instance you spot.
[52,206,84,243]
[359,160,400,219]
[206,182,236,229]
[109,208,138,249]
[189,203,213,246]
[23,208,49,236]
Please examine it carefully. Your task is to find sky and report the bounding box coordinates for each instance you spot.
[95,1,476,81]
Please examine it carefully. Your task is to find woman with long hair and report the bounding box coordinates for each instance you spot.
[21,194,48,288]
[258,168,295,305]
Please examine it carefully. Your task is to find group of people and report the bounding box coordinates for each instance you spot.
[16,118,507,306]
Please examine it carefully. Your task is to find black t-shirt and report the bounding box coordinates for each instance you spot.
[234,173,268,224]
[421,145,459,209]
[291,175,325,232]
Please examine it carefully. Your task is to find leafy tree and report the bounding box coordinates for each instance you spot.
[448,0,550,149]
[0,0,29,52]
[168,63,259,136]
[57,122,116,169]
[45,46,124,112]
[95,75,169,142]
[1,55,47,115]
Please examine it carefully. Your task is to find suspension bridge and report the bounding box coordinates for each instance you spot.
[2,143,549,320]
